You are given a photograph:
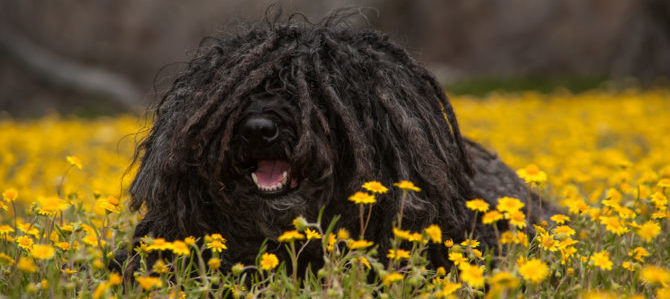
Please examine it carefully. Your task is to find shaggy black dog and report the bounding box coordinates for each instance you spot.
[119,13,552,277]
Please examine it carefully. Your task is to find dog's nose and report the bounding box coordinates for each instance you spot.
[240,116,279,145]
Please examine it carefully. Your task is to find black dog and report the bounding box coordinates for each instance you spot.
[120,13,551,277]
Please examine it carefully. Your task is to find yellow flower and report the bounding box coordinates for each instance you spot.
[500,231,515,244]
[387,249,411,260]
[82,233,106,248]
[347,239,373,250]
[518,258,549,284]
[61,268,77,275]
[424,225,442,243]
[94,196,120,214]
[448,252,467,266]
[553,225,576,237]
[305,228,321,240]
[327,234,337,252]
[59,224,74,232]
[152,259,169,274]
[30,244,55,260]
[0,253,14,266]
[393,180,421,192]
[652,211,668,219]
[16,235,34,251]
[260,253,279,271]
[348,191,376,204]
[0,225,15,234]
[438,282,461,297]
[657,288,670,299]
[465,199,489,212]
[2,188,18,203]
[66,155,83,169]
[488,271,520,289]
[496,197,525,213]
[358,256,371,269]
[36,196,69,216]
[362,181,389,194]
[636,220,661,242]
[93,282,110,299]
[550,214,570,224]
[630,247,650,262]
[507,210,526,228]
[650,192,668,209]
[147,238,173,252]
[65,156,82,169]
[581,290,618,299]
[515,231,529,247]
[657,178,670,188]
[598,216,629,235]
[605,188,622,203]
[459,263,485,289]
[408,232,425,244]
[184,236,196,246]
[517,164,547,184]
[482,210,503,224]
[614,206,635,219]
[538,232,559,252]
[93,259,104,269]
[17,257,37,272]
[472,249,483,259]
[337,228,350,240]
[557,238,578,250]
[170,290,187,299]
[444,239,454,247]
[461,239,480,248]
[171,240,190,256]
[109,273,122,285]
[205,233,225,242]
[383,272,404,285]
[393,227,411,240]
[622,261,635,271]
[136,276,162,290]
[278,230,305,242]
[207,258,221,269]
[206,240,227,253]
[590,251,613,271]
[640,265,670,287]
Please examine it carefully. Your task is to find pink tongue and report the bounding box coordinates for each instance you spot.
[254,160,290,186]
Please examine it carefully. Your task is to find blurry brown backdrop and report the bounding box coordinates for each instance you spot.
[1,0,669,116]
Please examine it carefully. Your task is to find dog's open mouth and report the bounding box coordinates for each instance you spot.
[250,159,298,196]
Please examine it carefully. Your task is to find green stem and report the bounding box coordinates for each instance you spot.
[397,191,408,229]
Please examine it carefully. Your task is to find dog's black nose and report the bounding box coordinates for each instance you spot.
[240,116,279,145]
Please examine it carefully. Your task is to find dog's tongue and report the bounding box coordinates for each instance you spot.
[254,160,290,186]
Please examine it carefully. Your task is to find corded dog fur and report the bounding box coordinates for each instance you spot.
[117,12,553,278]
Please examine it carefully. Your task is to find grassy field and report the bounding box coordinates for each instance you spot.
[1,90,669,298]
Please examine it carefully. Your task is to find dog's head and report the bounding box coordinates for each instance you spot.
[231,92,300,197]
[130,13,474,243]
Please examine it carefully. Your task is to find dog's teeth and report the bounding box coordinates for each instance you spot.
[276,182,283,190]
[251,173,258,184]
[281,171,288,184]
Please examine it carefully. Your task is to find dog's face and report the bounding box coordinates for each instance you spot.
[217,88,338,238]
[229,92,301,198]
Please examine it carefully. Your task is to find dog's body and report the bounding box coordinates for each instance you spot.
[120,14,553,276]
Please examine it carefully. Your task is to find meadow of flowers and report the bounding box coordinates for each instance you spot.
[1,89,669,298]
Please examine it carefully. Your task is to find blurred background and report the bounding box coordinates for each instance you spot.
[1,0,669,117]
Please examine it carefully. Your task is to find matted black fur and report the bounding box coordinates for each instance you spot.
[118,11,552,277]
